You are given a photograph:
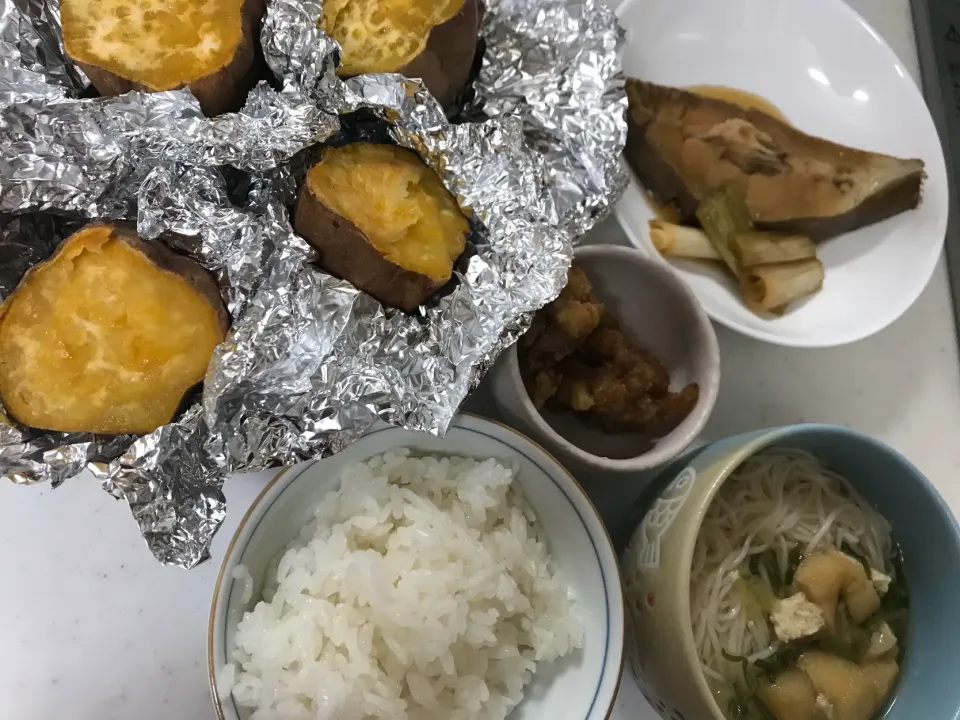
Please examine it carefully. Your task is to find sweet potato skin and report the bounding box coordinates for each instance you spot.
[334,0,482,109]
[72,0,265,116]
[399,0,482,108]
[293,189,446,312]
[0,222,229,434]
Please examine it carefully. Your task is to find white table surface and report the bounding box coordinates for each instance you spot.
[1,2,954,719]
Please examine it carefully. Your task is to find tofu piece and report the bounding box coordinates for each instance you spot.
[793,551,848,629]
[862,656,899,704]
[757,669,826,720]
[797,651,881,720]
[864,621,898,660]
[771,592,826,642]
[870,568,891,595]
[844,572,881,623]
[793,550,880,629]
[837,551,882,622]
[816,694,835,719]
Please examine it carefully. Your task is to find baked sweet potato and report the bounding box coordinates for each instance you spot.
[321,0,482,108]
[292,142,470,311]
[0,223,229,435]
[61,0,265,116]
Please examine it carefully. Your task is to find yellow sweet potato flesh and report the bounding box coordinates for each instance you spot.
[61,0,244,89]
[305,143,469,281]
[321,0,464,75]
[0,225,226,434]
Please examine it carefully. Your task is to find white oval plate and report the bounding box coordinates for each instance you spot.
[613,0,949,348]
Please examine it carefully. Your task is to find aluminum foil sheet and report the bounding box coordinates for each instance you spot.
[0,0,84,102]
[0,164,287,566]
[0,0,626,567]
[204,77,570,472]
[0,88,337,566]
[470,0,629,238]
[0,0,338,169]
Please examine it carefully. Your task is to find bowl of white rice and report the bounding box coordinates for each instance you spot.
[208,414,624,720]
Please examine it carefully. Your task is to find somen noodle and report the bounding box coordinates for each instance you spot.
[689,448,899,716]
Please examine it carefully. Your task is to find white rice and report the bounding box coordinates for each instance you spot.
[219,450,583,720]
[231,564,254,604]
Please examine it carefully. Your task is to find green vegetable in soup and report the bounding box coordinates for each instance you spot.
[736,571,778,614]
[841,542,874,580]
[754,646,802,680]
[783,545,804,588]
[749,549,785,596]
[875,547,910,661]
[819,625,872,663]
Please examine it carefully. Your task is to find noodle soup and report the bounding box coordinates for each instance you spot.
[691,448,908,720]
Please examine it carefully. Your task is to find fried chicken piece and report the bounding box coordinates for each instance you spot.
[582,326,670,397]
[628,383,700,434]
[528,365,562,409]
[556,356,699,435]
[519,262,698,436]
[522,266,603,361]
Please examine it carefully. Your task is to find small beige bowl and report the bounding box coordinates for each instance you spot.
[489,244,720,474]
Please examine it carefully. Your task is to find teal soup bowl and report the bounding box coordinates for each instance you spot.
[619,424,960,720]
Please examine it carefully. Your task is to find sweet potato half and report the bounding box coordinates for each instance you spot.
[0,223,229,435]
[320,0,482,107]
[292,142,470,311]
[61,0,264,116]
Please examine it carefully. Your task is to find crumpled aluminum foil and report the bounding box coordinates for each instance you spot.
[0,0,84,102]
[0,88,339,567]
[470,0,628,237]
[204,79,570,472]
[0,0,338,167]
[0,0,626,567]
